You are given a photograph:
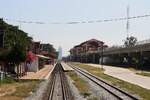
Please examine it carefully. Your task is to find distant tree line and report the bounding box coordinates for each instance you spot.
[0,19,59,77]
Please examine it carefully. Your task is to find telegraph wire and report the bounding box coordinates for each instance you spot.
[2,14,150,25]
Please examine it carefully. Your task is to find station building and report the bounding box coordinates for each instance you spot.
[69,39,108,64]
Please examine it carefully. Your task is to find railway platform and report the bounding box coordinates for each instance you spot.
[61,62,74,71]
[86,63,150,90]
[21,65,54,80]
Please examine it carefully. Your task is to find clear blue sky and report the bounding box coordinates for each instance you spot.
[0,0,150,56]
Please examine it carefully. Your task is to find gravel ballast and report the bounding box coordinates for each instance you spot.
[25,79,51,100]
[75,70,118,100]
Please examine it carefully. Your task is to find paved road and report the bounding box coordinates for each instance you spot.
[86,64,150,90]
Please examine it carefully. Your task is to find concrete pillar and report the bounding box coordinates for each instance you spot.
[140,51,143,70]
[93,54,95,63]
[86,54,88,63]
[127,52,131,67]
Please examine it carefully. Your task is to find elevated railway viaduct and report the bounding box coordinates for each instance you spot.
[101,43,150,69]
[69,42,150,70]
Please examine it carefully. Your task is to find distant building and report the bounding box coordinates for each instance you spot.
[58,46,62,60]
[69,39,108,63]
[32,41,41,54]
[27,42,53,72]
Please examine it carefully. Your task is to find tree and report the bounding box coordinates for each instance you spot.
[7,44,27,78]
[0,19,32,78]
[40,43,58,58]
[124,36,137,47]
[41,43,56,53]
[7,44,26,64]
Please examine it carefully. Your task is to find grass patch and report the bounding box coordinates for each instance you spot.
[66,71,91,98]
[71,62,150,100]
[128,67,137,72]
[128,67,150,77]
[0,79,41,100]
[136,72,150,77]
[0,77,15,84]
[87,96,98,100]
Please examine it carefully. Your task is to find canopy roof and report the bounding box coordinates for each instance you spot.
[36,54,50,59]
[27,51,50,62]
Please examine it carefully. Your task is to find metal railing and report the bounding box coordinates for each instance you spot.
[136,39,150,45]
[104,38,150,52]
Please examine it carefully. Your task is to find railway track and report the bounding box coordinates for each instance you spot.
[47,63,73,100]
[68,63,139,100]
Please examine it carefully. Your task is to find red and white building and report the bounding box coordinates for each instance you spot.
[69,39,108,63]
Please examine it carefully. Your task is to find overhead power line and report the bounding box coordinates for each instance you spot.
[2,14,150,25]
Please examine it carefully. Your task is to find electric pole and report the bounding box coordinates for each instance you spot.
[126,5,130,37]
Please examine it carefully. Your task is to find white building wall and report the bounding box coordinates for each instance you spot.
[27,59,39,72]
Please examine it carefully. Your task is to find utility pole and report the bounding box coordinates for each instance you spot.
[126,5,130,37]
[101,43,104,69]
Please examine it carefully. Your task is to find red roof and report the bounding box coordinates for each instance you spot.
[26,51,38,62]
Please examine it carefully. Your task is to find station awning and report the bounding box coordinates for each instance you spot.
[36,54,50,59]
[27,51,38,62]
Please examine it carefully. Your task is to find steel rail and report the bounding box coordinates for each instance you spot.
[47,63,73,100]
[68,64,139,100]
